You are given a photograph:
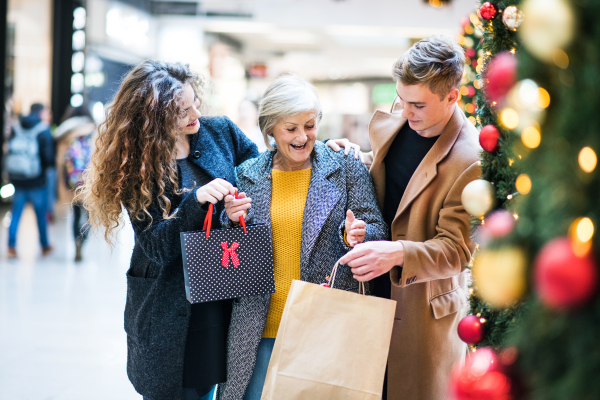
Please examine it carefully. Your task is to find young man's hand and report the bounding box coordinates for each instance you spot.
[339,241,404,282]
[326,139,364,163]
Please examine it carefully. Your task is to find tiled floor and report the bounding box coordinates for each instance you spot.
[0,202,139,399]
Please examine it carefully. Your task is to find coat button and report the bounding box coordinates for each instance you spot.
[266,174,272,180]
[406,278,410,285]
[193,150,201,159]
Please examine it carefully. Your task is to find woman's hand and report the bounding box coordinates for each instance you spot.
[224,192,252,222]
[326,139,364,163]
[196,179,236,205]
[344,209,366,247]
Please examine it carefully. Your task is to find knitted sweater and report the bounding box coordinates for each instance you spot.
[263,168,312,338]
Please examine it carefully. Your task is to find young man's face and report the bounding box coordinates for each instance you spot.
[395,81,458,137]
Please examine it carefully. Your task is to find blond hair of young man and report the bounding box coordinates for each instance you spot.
[340,35,481,400]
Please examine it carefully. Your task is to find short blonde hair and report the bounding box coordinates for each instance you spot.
[258,74,323,150]
[392,35,465,98]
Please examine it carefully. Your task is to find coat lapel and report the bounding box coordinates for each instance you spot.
[300,143,341,268]
[237,151,274,226]
[188,120,220,179]
[237,143,341,269]
[368,99,407,209]
[393,105,464,221]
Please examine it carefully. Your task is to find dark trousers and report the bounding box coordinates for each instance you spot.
[8,186,49,248]
[73,203,89,244]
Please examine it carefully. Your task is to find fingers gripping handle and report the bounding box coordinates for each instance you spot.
[329,259,365,295]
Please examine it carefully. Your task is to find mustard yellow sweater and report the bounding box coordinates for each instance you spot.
[263,168,312,338]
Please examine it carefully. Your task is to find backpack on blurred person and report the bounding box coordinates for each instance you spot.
[63,134,92,190]
[5,122,47,180]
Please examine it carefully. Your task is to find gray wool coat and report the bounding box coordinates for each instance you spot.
[216,141,388,400]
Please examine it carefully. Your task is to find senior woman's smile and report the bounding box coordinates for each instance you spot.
[272,110,317,170]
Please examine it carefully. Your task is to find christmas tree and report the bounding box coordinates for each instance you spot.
[457,0,524,350]
[452,0,600,398]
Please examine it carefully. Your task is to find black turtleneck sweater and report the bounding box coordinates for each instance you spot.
[371,122,439,299]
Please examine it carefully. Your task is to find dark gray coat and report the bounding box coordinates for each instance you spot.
[124,116,258,400]
[217,141,388,399]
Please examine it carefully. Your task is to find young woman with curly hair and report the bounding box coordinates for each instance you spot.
[78,60,360,400]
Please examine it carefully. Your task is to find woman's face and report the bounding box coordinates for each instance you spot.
[271,110,318,166]
[177,83,202,135]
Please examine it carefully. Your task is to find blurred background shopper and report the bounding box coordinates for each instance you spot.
[55,104,96,261]
[5,103,55,258]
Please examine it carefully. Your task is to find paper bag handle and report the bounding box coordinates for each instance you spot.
[202,203,214,238]
[329,259,366,295]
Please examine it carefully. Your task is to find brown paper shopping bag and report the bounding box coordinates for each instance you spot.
[261,261,397,400]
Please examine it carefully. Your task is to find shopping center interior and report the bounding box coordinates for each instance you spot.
[1,0,477,399]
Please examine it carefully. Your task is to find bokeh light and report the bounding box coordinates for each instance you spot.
[579,147,597,173]
[501,108,519,129]
[521,126,541,148]
[516,174,532,195]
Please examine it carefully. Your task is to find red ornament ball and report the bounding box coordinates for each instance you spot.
[485,52,517,103]
[534,238,598,310]
[451,347,513,400]
[466,48,476,58]
[480,2,499,20]
[486,210,515,238]
[479,125,500,153]
[457,315,484,344]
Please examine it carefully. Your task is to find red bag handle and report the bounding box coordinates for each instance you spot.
[235,190,247,234]
[202,189,248,238]
[203,203,213,238]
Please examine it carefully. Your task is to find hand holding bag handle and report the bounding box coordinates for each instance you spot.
[202,198,248,238]
[329,259,366,295]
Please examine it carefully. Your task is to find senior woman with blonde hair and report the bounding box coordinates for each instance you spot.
[217,74,387,400]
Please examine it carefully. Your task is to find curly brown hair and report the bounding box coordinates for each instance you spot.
[77,60,203,245]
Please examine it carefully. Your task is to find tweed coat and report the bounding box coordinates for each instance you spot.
[124,116,258,400]
[216,140,388,400]
[364,103,481,400]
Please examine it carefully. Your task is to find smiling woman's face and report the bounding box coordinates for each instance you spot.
[177,83,202,135]
[271,110,318,168]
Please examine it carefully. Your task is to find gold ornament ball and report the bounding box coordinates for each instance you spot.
[503,6,524,31]
[520,0,575,62]
[461,179,496,217]
[473,247,527,308]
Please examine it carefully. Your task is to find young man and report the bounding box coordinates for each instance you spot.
[340,35,481,400]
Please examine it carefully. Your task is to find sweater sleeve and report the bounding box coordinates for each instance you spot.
[130,190,208,266]
[337,149,389,250]
[390,160,480,287]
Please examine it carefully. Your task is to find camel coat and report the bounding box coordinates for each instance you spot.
[365,102,481,400]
